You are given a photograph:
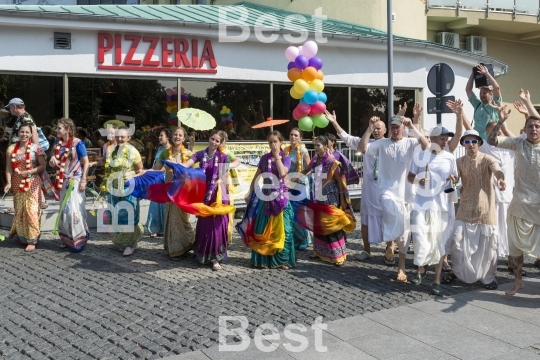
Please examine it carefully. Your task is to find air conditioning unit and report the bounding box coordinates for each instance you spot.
[466,36,487,55]
[437,32,460,48]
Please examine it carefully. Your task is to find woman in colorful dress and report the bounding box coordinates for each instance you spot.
[104,126,144,256]
[146,129,171,238]
[182,130,240,270]
[50,118,90,252]
[153,127,195,259]
[5,124,47,252]
[297,136,354,266]
[237,131,296,270]
[284,127,312,250]
[325,133,360,186]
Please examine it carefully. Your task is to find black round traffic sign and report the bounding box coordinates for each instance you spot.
[427,63,455,96]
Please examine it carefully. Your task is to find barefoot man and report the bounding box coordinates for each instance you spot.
[488,93,540,296]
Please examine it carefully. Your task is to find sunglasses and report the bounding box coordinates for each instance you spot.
[464,140,478,145]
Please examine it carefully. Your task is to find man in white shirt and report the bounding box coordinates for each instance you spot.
[488,100,540,296]
[366,115,429,282]
[407,127,458,295]
[325,111,386,261]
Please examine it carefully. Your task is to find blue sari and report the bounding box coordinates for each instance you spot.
[146,145,167,235]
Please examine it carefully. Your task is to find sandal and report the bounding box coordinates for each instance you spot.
[442,262,452,272]
[411,270,426,285]
[335,261,344,267]
[41,202,48,209]
[485,281,498,290]
[431,283,443,296]
[279,265,290,270]
[396,273,408,283]
[309,252,318,259]
[3,208,15,214]
[149,233,158,238]
[442,273,457,284]
[25,244,36,252]
[59,243,67,249]
[384,255,395,265]
[211,261,222,271]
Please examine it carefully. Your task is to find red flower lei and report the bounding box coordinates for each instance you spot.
[11,142,32,192]
[54,137,73,190]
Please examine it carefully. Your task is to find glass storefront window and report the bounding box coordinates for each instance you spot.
[68,77,168,131]
[0,74,63,128]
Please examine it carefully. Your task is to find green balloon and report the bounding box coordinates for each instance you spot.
[298,116,313,132]
[312,114,329,128]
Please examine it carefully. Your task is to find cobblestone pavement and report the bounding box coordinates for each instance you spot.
[1,218,539,360]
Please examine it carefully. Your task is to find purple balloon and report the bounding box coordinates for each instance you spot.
[308,56,323,70]
[170,94,178,102]
[181,94,189,102]
[294,55,309,70]
[166,95,172,101]
[287,62,296,70]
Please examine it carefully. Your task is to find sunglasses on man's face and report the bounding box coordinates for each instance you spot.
[464,140,478,145]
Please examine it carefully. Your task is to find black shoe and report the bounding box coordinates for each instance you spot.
[411,271,426,285]
[432,283,443,296]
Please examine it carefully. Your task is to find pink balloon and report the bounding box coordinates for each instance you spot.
[310,101,326,115]
[297,102,311,116]
[181,87,185,94]
[285,46,299,62]
[300,40,318,59]
[292,108,302,121]
[166,88,175,96]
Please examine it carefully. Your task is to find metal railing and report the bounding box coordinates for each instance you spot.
[428,0,540,17]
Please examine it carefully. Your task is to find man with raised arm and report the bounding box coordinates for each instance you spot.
[365,116,429,282]
[465,64,502,140]
[488,97,540,296]
[325,110,386,261]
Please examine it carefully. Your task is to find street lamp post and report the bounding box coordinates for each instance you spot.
[387,0,394,123]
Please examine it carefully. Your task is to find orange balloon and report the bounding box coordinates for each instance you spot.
[315,70,324,80]
[303,66,318,82]
[166,100,176,107]
[287,68,302,82]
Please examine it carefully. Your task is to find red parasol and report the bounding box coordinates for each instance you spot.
[251,117,289,131]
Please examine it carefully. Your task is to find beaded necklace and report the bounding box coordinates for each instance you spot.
[268,151,285,200]
[54,137,74,190]
[11,141,32,192]
[201,148,220,204]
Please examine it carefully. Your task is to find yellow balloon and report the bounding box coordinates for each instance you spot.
[293,79,309,95]
[309,79,325,93]
[290,86,302,99]
[166,106,172,113]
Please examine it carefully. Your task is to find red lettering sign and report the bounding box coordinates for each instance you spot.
[97,32,218,74]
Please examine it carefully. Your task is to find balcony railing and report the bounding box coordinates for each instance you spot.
[428,0,540,17]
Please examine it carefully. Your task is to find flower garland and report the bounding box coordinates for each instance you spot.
[169,145,187,163]
[100,145,131,193]
[310,151,329,199]
[268,151,285,200]
[11,142,32,192]
[202,148,220,204]
[53,137,74,190]
[285,144,303,172]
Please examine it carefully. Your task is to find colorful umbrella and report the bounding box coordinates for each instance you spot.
[177,108,216,131]
[252,117,289,131]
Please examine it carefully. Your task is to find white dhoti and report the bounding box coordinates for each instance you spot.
[411,210,449,267]
[508,215,540,258]
[361,214,383,244]
[451,221,498,285]
[445,203,455,255]
[380,193,410,254]
[496,202,510,257]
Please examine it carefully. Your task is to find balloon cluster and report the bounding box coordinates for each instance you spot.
[220,106,234,131]
[165,87,190,125]
[285,40,329,132]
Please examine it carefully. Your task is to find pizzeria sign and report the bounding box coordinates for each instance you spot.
[97,32,218,74]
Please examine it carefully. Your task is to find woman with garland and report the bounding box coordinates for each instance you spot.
[50,118,90,252]
[153,127,195,259]
[296,136,354,266]
[237,131,296,270]
[103,126,144,256]
[182,130,240,270]
[325,133,359,186]
[4,124,47,252]
[146,129,171,238]
[284,127,312,250]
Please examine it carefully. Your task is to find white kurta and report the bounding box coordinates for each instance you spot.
[339,132,383,244]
